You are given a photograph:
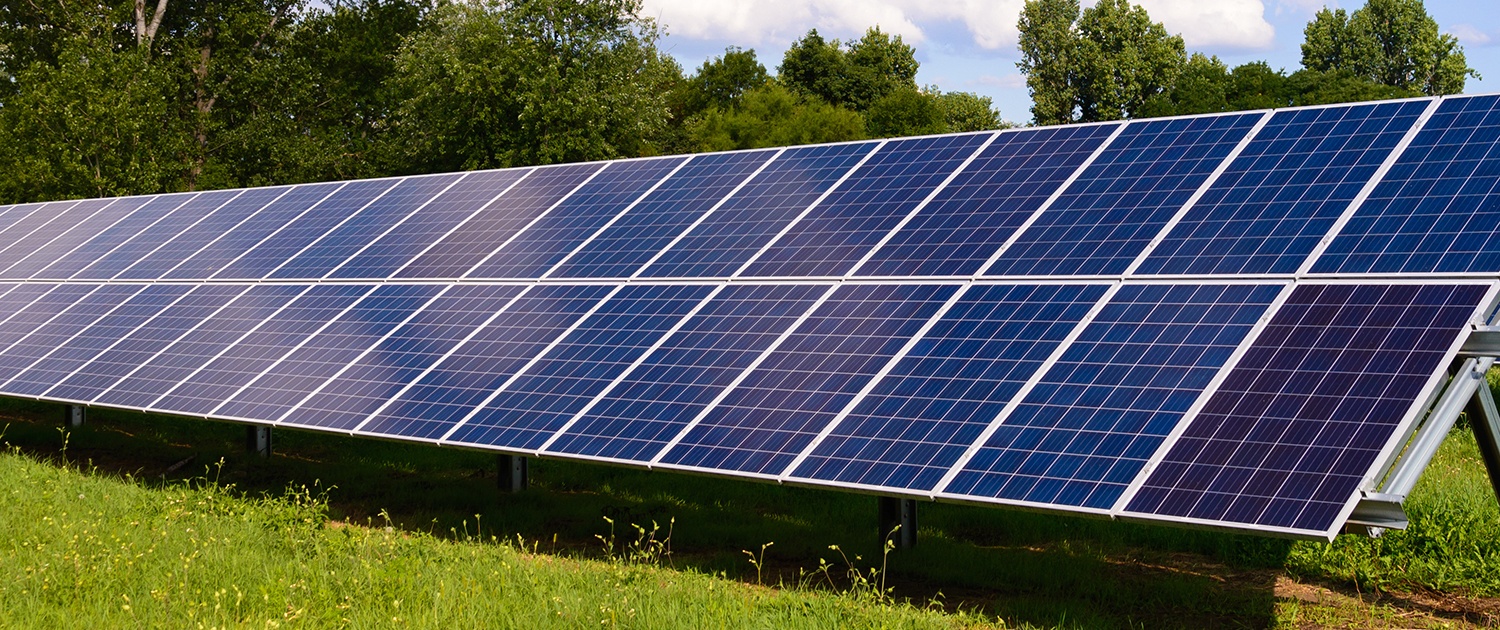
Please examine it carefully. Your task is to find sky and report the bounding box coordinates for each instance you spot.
[639,0,1500,125]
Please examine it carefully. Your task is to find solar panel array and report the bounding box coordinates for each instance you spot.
[2,94,1499,540]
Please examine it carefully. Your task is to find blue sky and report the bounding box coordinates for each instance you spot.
[641,0,1500,124]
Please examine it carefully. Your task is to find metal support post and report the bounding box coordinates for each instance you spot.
[498,454,528,493]
[878,496,918,550]
[1467,376,1500,505]
[245,425,272,458]
[62,405,85,429]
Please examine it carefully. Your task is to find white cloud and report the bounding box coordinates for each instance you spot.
[1134,0,1276,50]
[1449,23,1494,46]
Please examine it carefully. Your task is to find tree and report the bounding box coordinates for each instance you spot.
[1140,53,1229,117]
[778,27,918,111]
[687,83,865,151]
[778,29,846,106]
[677,46,769,116]
[1017,0,1079,125]
[1301,0,1475,95]
[1073,0,1184,121]
[934,91,1007,132]
[865,88,945,138]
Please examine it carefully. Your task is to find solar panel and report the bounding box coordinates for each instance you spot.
[1,93,1497,541]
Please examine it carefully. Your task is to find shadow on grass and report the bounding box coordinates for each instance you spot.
[1,400,1288,629]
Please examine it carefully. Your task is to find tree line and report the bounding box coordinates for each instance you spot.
[0,0,1476,205]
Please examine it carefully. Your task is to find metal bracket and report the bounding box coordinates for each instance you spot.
[1460,328,1500,357]
[1466,373,1500,505]
[1346,492,1408,533]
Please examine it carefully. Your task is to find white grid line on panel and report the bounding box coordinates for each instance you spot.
[0,284,108,359]
[386,170,537,279]
[257,180,410,279]
[629,149,787,279]
[0,284,148,390]
[1107,281,1297,515]
[85,285,257,404]
[320,174,473,279]
[0,204,55,244]
[645,284,842,465]
[0,283,45,331]
[528,284,730,452]
[973,123,1131,278]
[540,157,695,279]
[44,195,205,279]
[728,141,889,278]
[129,186,297,279]
[7,197,149,278]
[198,182,352,280]
[34,285,205,398]
[929,282,1125,496]
[458,164,612,280]
[1121,110,1275,277]
[96,190,248,280]
[1296,97,1445,277]
[0,199,95,276]
[775,283,977,481]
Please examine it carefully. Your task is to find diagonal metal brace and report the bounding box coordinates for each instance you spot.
[1466,373,1500,505]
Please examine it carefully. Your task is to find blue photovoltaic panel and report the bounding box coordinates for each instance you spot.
[281,285,527,430]
[93,285,307,408]
[791,284,1109,491]
[1125,284,1487,534]
[0,201,99,275]
[0,197,155,278]
[397,163,601,278]
[43,285,246,403]
[272,174,463,279]
[660,283,959,476]
[68,190,244,279]
[1314,95,1500,274]
[148,285,372,416]
[0,203,47,235]
[357,284,616,439]
[985,113,1264,277]
[2,285,193,396]
[213,284,444,422]
[1139,101,1428,275]
[639,142,878,278]
[0,285,90,354]
[213,179,396,279]
[116,187,292,280]
[0,284,142,385]
[329,169,530,279]
[467,157,685,278]
[543,284,830,462]
[856,124,1120,277]
[438,284,714,449]
[741,134,992,277]
[943,284,1281,510]
[166,183,342,279]
[548,150,777,278]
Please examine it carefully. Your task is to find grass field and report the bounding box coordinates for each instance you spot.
[0,373,1497,628]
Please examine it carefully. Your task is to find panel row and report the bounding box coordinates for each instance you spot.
[0,279,1486,537]
[2,96,1497,283]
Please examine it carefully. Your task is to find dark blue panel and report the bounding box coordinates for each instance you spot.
[1140,101,1427,275]
[944,283,1281,510]
[0,285,95,357]
[549,150,777,278]
[440,284,715,449]
[468,157,685,278]
[639,142,879,278]
[0,201,103,277]
[213,285,444,422]
[68,190,243,279]
[0,197,156,278]
[167,183,342,279]
[986,113,1263,277]
[1128,284,1486,534]
[856,124,1120,277]
[44,285,246,402]
[742,134,992,277]
[0,284,142,386]
[94,285,307,408]
[660,283,959,476]
[1314,95,1500,274]
[116,187,293,279]
[282,285,528,430]
[330,169,531,279]
[4,285,193,396]
[214,179,396,279]
[544,284,830,462]
[148,285,372,415]
[397,163,601,278]
[792,284,1109,491]
[272,174,463,279]
[358,284,617,439]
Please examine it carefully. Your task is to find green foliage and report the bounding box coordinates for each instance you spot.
[1017,0,1080,125]
[1139,53,1229,117]
[1016,0,1184,123]
[676,46,769,117]
[778,27,918,112]
[865,88,946,138]
[933,91,1008,133]
[687,84,866,151]
[1301,0,1476,95]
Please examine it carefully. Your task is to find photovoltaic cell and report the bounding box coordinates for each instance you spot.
[639,142,878,278]
[791,284,1109,491]
[985,113,1263,277]
[0,284,143,385]
[116,187,293,280]
[0,285,99,356]
[281,285,527,430]
[396,163,601,278]
[741,134,992,277]
[548,150,777,278]
[0,203,47,235]
[1314,95,1500,274]
[1139,101,1428,275]
[543,284,830,462]
[213,179,396,279]
[213,284,445,422]
[166,183,342,279]
[68,190,244,279]
[435,283,714,450]
[659,283,959,476]
[943,284,1281,510]
[467,157,685,278]
[272,174,463,279]
[356,284,616,439]
[2,197,157,278]
[1125,283,1487,534]
[329,169,530,279]
[856,124,1120,277]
